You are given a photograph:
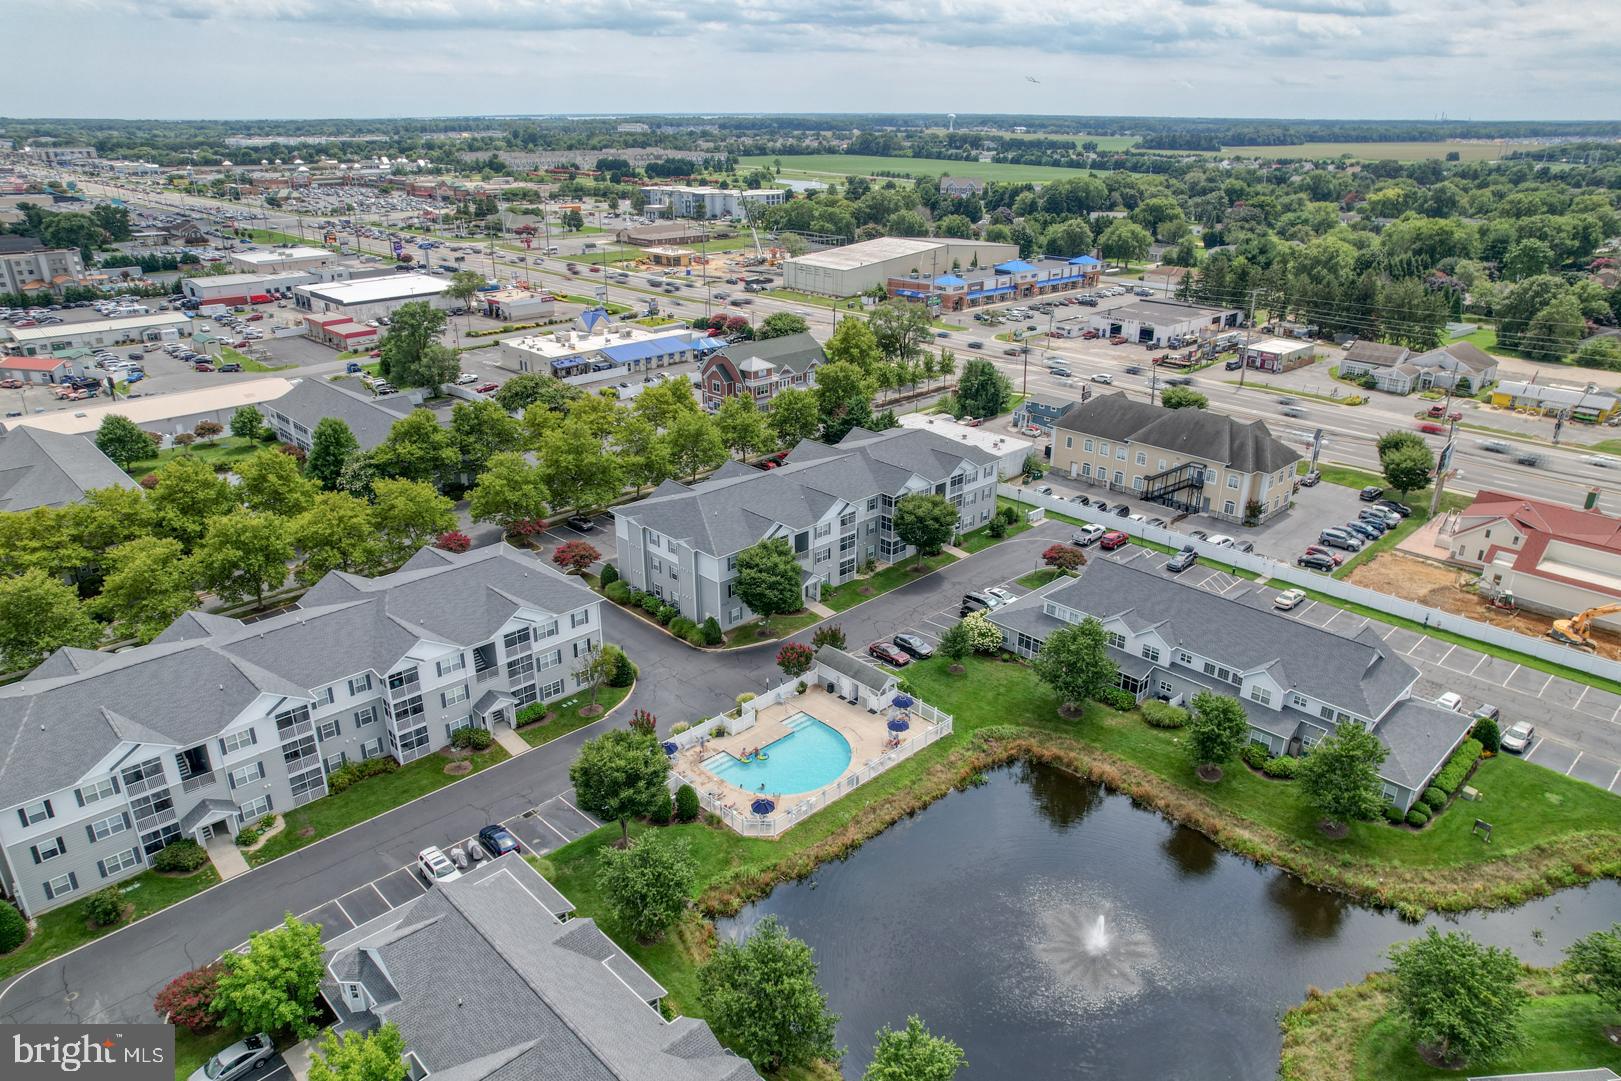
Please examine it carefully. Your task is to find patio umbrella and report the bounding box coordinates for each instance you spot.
[887,717,910,733]
[661,741,678,756]
[751,798,776,815]
[892,693,915,709]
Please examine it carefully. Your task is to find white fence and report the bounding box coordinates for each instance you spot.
[999,482,1621,685]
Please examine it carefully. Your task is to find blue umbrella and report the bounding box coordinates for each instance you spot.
[751,798,776,815]
[888,717,910,733]
[892,693,915,709]
[661,741,678,756]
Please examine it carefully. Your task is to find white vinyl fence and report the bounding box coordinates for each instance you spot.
[999,482,1621,685]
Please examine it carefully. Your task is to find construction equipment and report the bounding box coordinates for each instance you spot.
[1548,603,1621,650]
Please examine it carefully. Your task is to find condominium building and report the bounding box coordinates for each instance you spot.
[0,545,601,916]
[0,236,86,295]
[643,185,784,220]
[614,426,1002,629]
[698,331,824,409]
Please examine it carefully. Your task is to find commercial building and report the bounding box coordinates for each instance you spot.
[0,426,136,511]
[616,222,713,247]
[0,354,84,385]
[1489,379,1616,423]
[887,256,1102,310]
[1240,336,1315,373]
[1444,489,1621,631]
[302,315,380,351]
[3,378,297,438]
[500,309,720,379]
[2,312,190,356]
[1050,393,1301,523]
[783,237,1019,297]
[263,377,415,451]
[1341,340,1500,395]
[322,857,760,1081]
[0,545,602,916]
[1011,396,1079,434]
[614,425,1003,629]
[26,147,96,165]
[477,287,555,322]
[644,245,695,267]
[644,185,785,219]
[180,264,374,307]
[699,332,824,410]
[1086,298,1241,347]
[229,245,341,274]
[989,557,1472,813]
[293,273,450,323]
[0,236,86,295]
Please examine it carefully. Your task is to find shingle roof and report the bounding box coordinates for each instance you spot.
[322,859,761,1081]
[0,546,596,807]
[265,378,414,450]
[1344,341,1410,367]
[1053,392,1301,473]
[1374,698,1474,790]
[715,332,825,376]
[0,426,137,511]
[814,646,895,693]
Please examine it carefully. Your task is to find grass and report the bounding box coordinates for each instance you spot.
[242,228,314,247]
[174,1028,238,1081]
[959,516,1032,554]
[1016,567,1064,588]
[1218,140,1545,163]
[1281,967,1621,1081]
[563,246,644,266]
[0,865,221,983]
[761,288,850,310]
[246,745,510,865]
[219,346,290,373]
[124,436,262,477]
[1225,378,1365,406]
[516,683,633,746]
[738,153,1096,184]
[722,608,827,646]
[819,552,959,612]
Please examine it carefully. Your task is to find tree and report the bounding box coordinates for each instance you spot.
[1387,928,1527,1067]
[1040,219,1094,258]
[892,493,957,568]
[1296,721,1389,829]
[868,301,933,364]
[758,312,809,340]
[811,624,847,651]
[194,420,225,445]
[0,570,99,671]
[956,358,1012,419]
[1041,544,1087,572]
[552,540,600,574]
[446,270,484,327]
[1503,237,1555,281]
[616,415,674,493]
[92,537,195,643]
[1159,387,1208,411]
[377,301,448,386]
[371,410,459,486]
[1184,691,1250,779]
[1375,430,1427,458]
[733,537,805,633]
[469,452,550,533]
[230,405,265,442]
[666,411,727,480]
[776,642,814,678]
[632,379,695,430]
[863,1016,966,1081]
[306,418,360,490]
[814,360,876,444]
[537,418,625,514]
[958,610,1005,654]
[291,493,380,585]
[370,479,456,566]
[1098,219,1153,264]
[448,398,523,476]
[95,413,154,469]
[1381,443,1435,499]
[493,372,579,414]
[714,395,772,460]
[213,914,328,1040]
[147,455,234,550]
[307,1024,407,1081]
[189,510,292,610]
[767,386,821,450]
[823,317,883,373]
[1031,617,1117,711]
[1521,293,1585,363]
[154,963,223,1035]
[235,449,316,517]
[699,915,841,1074]
[569,729,669,846]
[1566,923,1621,1023]
[596,831,696,943]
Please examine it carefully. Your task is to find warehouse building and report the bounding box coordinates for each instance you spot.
[2,312,190,356]
[180,263,381,307]
[784,237,1020,297]
[292,273,450,323]
[1241,337,1316,373]
[1086,298,1241,347]
[229,245,340,274]
[887,255,1102,310]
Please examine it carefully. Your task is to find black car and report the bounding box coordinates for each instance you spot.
[477,824,520,857]
[1114,504,1130,517]
[1377,499,1413,518]
[1189,529,1210,541]
[1358,485,1384,502]
[1166,547,1198,573]
[892,633,935,660]
[1297,552,1336,572]
[565,514,595,532]
[1049,367,1072,378]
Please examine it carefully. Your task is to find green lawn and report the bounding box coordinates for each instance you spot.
[516,683,633,746]
[1219,140,1543,162]
[247,746,509,865]
[761,288,848,310]
[174,1028,238,1081]
[219,346,291,373]
[242,228,313,247]
[959,517,1032,554]
[1016,568,1064,589]
[0,866,221,983]
[723,607,827,646]
[739,154,1095,184]
[1225,378,1365,406]
[125,436,262,477]
[819,552,959,612]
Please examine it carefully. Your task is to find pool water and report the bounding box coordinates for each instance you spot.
[706,713,852,796]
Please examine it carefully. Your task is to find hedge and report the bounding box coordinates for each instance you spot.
[1098,688,1137,711]
[327,756,399,794]
[1433,738,1483,795]
[450,726,494,751]
[152,839,208,873]
[1261,754,1299,779]
[515,701,549,726]
[1406,805,1431,827]
[1381,803,1405,824]
[675,784,700,823]
[1141,701,1188,729]
[0,903,26,953]
[604,581,631,604]
[1240,743,1271,770]
[670,617,697,640]
[1421,785,1447,811]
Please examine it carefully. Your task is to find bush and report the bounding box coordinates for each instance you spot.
[1240,743,1271,770]
[151,839,208,874]
[154,963,222,1034]
[1406,806,1431,827]
[736,692,756,710]
[684,626,708,646]
[639,593,662,613]
[1141,701,1188,729]
[987,518,1007,539]
[599,562,620,589]
[1422,785,1448,811]
[235,827,261,847]
[1261,755,1299,779]
[515,701,549,726]
[1098,687,1136,711]
[629,590,649,607]
[710,723,728,738]
[670,617,697,640]
[435,530,472,553]
[1471,717,1501,753]
[604,644,636,687]
[1433,738,1484,794]
[670,721,691,735]
[450,726,494,751]
[1382,803,1405,824]
[654,604,676,625]
[999,504,1020,525]
[604,581,632,604]
[327,756,398,794]
[83,886,126,928]
[675,783,700,823]
[0,901,24,954]
[700,617,723,646]
[649,789,674,825]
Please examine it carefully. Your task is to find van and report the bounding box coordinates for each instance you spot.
[960,592,995,616]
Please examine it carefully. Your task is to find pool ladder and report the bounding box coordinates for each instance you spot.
[782,713,815,732]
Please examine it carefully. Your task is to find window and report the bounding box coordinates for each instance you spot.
[77,778,119,806]
[98,848,140,878]
[1084,439,1094,453]
[386,668,420,693]
[839,510,856,529]
[502,626,532,652]
[1141,645,1160,663]
[141,824,180,856]
[815,547,831,563]
[274,705,312,737]
[392,695,424,724]
[220,730,256,756]
[540,678,565,700]
[43,872,78,901]
[88,812,131,842]
[348,674,373,696]
[1227,475,1240,489]
[1289,692,1309,709]
[289,768,325,800]
[442,684,470,708]
[360,738,384,761]
[227,762,265,790]
[398,726,430,754]
[513,683,538,706]
[316,718,341,741]
[1158,680,1174,697]
[507,654,535,681]
[1248,685,1273,706]
[866,496,878,511]
[1112,471,1123,486]
[814,522,832,539]
[1132,476,1144,491]
[323,752,347,775]
[436,654,465,677]
[1224,501,1236,515]
[313,687,335,707]
[839,533,856,554]
[1081,463,1092,477]
[1065,436,1073,449]
[1115,446,1126,461]
[32,836,66,862]
[1135,451,1146,466]
[353,705,378,727]
[238,795,273,821]
[1105,631,1126,650]
[571,609,590,628]
[1016,632,1042,655]
[1176,650,1193,665]
[19,800,53,826]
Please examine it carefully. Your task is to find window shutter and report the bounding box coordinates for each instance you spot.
[43,799,52,819]
[111,775,120,794]
[74,789,85,807]
[122,812,131,830]
[68,872,78,891]
[219,739,228,758]
[57,834,66,854]
[30,845,40,864]
[86,825,97,844]
[97,859,107,879]
[42,878,53,900]
[250,729,258,746]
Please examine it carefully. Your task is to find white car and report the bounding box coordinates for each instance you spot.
[1584,455,1619,469]
[1090,373,1113,384]
[1273,588,1306,611]
[417,845,462,885]
[983,586,1017,608]
[456,372,478,384]
[1435,692,1464,712]
[1206,534,1236,548]
[1073,524,1106,546]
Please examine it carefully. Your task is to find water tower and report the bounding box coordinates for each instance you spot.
[948,113,956,132]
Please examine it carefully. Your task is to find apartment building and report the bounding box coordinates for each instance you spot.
[1049,393,1301,523]
[0,545,601,916]
[262,377,417,452]
[643,185,784,219]
[0,236,86,295]
[699,331,824,409]
[614,425,1002,629]
[989,558,1473,812]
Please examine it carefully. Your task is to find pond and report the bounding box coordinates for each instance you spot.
[717,762,1621,1080]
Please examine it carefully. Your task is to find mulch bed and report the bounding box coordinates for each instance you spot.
[1317,820,1351,840]
[443,762,473,776]
[1195,764,1224,783]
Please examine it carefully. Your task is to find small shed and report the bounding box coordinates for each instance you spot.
[811,646,898,712]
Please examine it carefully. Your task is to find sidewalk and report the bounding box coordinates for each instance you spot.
[491,723,529,756]
[204,833,249,881]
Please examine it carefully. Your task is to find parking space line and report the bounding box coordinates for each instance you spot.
[1523,736,1543,760]
[1573,686,1592,712]
[1499,663,1520,687]
[535,815,572,843]
[1434,644,1456,667]
[554,794,601,829]
[369,883,391,908]
[331,897,354,926]
[1525,672,1553,695]
[1566,751,1583,776]
[1609,768,1621,793]
[1463,653,1489,677]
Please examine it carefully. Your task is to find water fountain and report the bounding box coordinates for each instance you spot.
[1031,901,1160,1006]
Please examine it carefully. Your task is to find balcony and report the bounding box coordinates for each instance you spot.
[475,666,501,684]
[123,772,165,797]
[134,806,177,833]
[277,718,314,742]
[180,770,219,794]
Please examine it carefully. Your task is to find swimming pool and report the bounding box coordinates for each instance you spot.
[705,713,852,796]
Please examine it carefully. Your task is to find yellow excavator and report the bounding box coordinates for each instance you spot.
[1549,602,1621,651]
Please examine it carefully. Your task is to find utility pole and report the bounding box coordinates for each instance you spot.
[1237,287,1257,389]
[1428,415,1459,518]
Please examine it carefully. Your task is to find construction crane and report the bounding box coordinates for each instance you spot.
[1548,603,1621,650]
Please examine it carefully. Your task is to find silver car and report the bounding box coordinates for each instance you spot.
[189,1034,274,1081]
[1500,721,1535,754]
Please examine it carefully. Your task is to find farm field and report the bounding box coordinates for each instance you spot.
[1218,140,1552,162]
[921,130,1141,151]
[740,153,1094,183]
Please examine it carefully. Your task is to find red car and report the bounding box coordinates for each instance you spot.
[368,349,382,358]
[195,363,214,372]
[245,313,264,321]
[867,641,911,667]
[474,382,500,394]
[1099,530,1130,551]
[1303,544,1346,566]
[1109,335,1129,345]
[1416,422,1445,435]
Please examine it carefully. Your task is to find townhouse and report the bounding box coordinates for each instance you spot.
[1049,393,1301,523]
[990,558,1473,812]
[614,425,1002,629]
[699,331,825,410]
[0,545,601,916]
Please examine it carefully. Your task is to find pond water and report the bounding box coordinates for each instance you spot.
[717,762,1621,1080]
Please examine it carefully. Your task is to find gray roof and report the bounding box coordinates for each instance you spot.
[715,331,825,376]
[1343,341,1409,368]
[0,545,596,808]
[814,646,895,693]
[1053,393,1301,474]
[1099,298,1235,324]
[1419,340,1499,373]
[616,425,999,557]
[265,378,416,450]
[322,859,760,1081]
[0,426,137,511]
[1373,697,1475,791]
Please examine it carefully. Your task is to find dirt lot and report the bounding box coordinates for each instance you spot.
[1348,552,1621,661]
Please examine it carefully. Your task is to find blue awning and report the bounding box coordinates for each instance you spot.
[995,260,1037,273]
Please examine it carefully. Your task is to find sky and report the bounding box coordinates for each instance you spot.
[8,0,1620,121]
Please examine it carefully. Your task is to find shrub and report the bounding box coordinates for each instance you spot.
[776,642,815,678]
[639,593,663,613]
[1382,803,1405,824]
[83,886,126,928]
[1141,701,1188,729]
[670,617,697,640]
[987,518,1007,539]
[684,626,707,646]
[1098,687,1136,711]
[151,839,208,874]
[670,721,691,735]
[1471,717,1501,753]
[629,590,649,607]
[1422,785,1447,811]
[710,723,728,738]
[999,504,1020,525]
[450,726,494,751]
[796,680,807,694]
[604,644,636,687]
[435,530,472,553]
[515,701,549,726]
[1433,738,1484,794]
[1406,806,1431,827]
[154,963,222,1034]
[659,605,679,625]
[235,827,261,847]
[599,562,620,588]
[0,902,25,954]
[327,756,398,794]
[1261,755,1299,779]
[649,789,674,825]
[736,692,756,709]
[630,708,657,736]
[604,581,632,604]
[1240,743,1271,770]
[811,624,847,651]
[700,617,723,646]
[675,783,700,823]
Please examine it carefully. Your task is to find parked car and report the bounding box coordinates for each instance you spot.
[1358,485,1384,502]
[1072,524,1105,546]
[1500,721,1536,754]
[867,641,911,667]
[892,633,935,660]
[477,824,520,858]
[1114,504,1130,517]
[417,845,462,884]
[565,514,595,532]
[1273,588,1307,610]
[1099,530,1129,551]
[218,363,242,373]
[1318,528,1362,552]
[1297,551,1337,572]
[474,382,500,394]
[1206,534,1236,548]
[1303,544,1345,565]
[983,586,1016,608]
[1344,520,1383,542]
[456,372,478,384]
[1166,546,1198,573]
[1361,507,1401,529]
[1435,692,1464,712]
[187,1034,275,1081]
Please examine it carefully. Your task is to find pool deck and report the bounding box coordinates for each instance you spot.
[679,687,914,812]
